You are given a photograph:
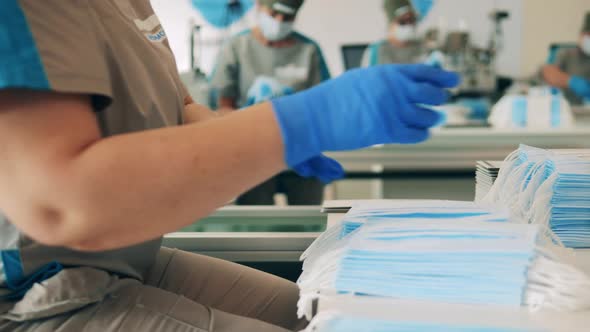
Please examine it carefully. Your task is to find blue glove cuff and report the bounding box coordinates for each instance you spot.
[569,76,590,97]
[272,95,321,168]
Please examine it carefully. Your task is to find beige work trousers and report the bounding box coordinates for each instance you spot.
[0,248,307,332]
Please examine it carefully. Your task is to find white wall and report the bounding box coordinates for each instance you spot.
[520,0,590,77]
[294,0,387,76]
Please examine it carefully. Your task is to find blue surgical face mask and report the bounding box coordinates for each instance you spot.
[257,11,294,41]
[527,154,590,249]
[299,199,590,320]
[298,218,542,314]
[581,35,590,56]
[245,76,294,106]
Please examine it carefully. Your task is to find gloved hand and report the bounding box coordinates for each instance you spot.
[246,76,295,106]
[424,50,446,69]
[569,76,590,99]
[245,76,345,183]
[292,154,345,184]
[271,64,461,167]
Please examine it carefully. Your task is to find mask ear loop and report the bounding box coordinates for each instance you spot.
[498,161,535,210]
[514,160,548,220]
[303,226,362,275]
[298,248,346,320]
[527,173,558,232]
[507,163,539,220]
[303,311,342,331]
[525,244,590,312]
[302,224,342,261]
[485,145,549,207]
[300,246,345,287]
[482,149,522,204]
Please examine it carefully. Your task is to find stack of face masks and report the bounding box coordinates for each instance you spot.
[480,145,590,248]
[475,160,502,201]
[481,145,549,214]
[488,87,574,129]
[304,312,547,332]
[300,201,510,282]
[298,202,590,320]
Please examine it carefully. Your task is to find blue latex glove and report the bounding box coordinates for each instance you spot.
[569,76,590,99]
[292,154,345,184]
[271,64,461,167]
[245,76,346,183]
[246,76,294,106]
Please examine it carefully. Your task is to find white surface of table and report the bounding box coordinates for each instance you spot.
[317,296,590,332]
[327,127,590,171]
[164,206,324,262]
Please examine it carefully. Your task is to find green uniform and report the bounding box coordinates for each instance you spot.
[553,48,590,105]
[361,40,425,66]
[210,30,330,108]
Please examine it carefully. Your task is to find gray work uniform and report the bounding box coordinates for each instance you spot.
[361,39,425,66]
[210,31,331,206]
[0,1,304,331]
[554,48,590,105]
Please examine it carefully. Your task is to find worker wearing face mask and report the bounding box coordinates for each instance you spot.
[541,12,590,105]
[362,0,426,67]
[210,0,333,206]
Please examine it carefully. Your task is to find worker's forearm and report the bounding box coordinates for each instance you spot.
[56,102,285,250]
[183,103,221,123]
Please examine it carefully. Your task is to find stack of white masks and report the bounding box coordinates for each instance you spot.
[298,212,590,320]
[488,87,574,129]
[475,160,502,201]
[304,312,547,332]
[300,201,509,281]
[481,145,590,248]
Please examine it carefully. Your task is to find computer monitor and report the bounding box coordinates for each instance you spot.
[341,44,369,71]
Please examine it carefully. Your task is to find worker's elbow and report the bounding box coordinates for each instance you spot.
[15,202,99,250]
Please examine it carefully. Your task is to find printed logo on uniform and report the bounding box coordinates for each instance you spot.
[146,29,167,42]
[134,14,167,43]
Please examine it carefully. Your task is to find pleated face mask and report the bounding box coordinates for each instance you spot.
[299,200,509,286]
[480,145,590,249]
[298,217,590,320]
[302,201,508,258]
[336,220,537,305]
[528,155,590,248]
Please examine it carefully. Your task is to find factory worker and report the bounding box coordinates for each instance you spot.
[0,0,459,331]
[210,0,333,206]
[362,0,426,67]
[541,12,590,105]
